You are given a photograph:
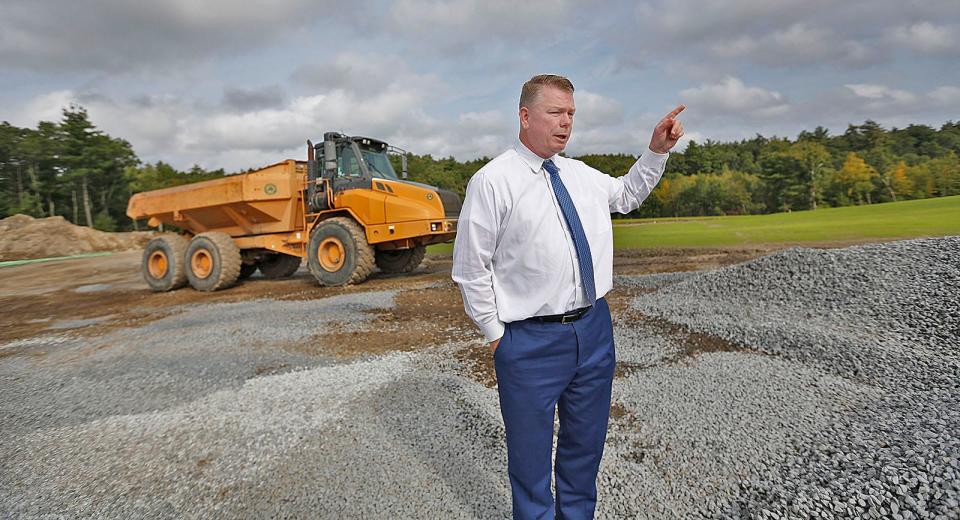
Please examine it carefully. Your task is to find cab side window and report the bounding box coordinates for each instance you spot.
[337,147,362,178]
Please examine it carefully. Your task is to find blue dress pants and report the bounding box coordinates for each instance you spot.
[494,297,616,520]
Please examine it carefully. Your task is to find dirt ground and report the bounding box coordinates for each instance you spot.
[0,244,795,369]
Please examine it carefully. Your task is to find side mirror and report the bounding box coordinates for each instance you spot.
[401,154,408,179]
[323,140,337,177]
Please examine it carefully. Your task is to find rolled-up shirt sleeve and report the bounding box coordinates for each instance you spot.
[602,148,669,214]
[452,172,505,342]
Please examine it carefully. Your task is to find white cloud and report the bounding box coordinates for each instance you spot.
[8,90,75,127]
[172,81,449,163]
[891,22,958,54]
[673,131,703,152]
[574,91,624,129]
[835,83,960,119]
[391,0,570,35]
[641,0,820,41]
[565,101,675,158]
[623,0,940,70]
[457,110,504,129]
[7,90,189,160]
[438,111,512,157]
[845,84,918,105]
[9,76,511,171]
[291,52,443,97]
[710,36,759,59]
[770,23,828,50]
[567,126,645,156]
[159,0,315,26]
[706,23,879,67]
[0,0,353,72]
[388,0,572,53]
[679,77,789,118]
[929,86,960,104]
[771,81,960,135]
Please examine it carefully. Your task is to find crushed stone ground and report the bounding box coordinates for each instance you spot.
[1,238,956,519]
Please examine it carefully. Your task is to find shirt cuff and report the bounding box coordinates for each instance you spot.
[641,147,669,169]
[479,319,505,343]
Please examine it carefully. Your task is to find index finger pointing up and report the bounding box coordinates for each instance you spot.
[663,104,686,120]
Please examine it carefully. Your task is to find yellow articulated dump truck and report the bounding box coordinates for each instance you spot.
[126,132,460,292]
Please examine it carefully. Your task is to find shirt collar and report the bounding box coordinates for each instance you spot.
[514,137,558,174]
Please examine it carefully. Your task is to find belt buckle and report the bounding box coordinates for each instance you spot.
[561,314,575,324]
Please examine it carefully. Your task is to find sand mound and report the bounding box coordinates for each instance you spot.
[0,214,155,261]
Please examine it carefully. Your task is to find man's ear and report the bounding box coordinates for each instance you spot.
[519,107,530,129]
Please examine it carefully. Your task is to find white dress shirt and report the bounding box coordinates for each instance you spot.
[452,139,668,342]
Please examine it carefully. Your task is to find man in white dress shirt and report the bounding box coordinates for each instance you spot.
[452,74,684,519]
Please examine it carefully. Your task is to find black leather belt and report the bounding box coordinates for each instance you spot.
[532,305,592,324]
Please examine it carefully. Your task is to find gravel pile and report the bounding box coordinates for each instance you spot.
[635,237,960,389]
[1,341,511,518]
[0,291,397,435]
[632,237,960,519]
[2,353,417,517]
[598,351,880,519]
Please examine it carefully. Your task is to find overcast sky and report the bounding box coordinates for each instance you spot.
[2,0,958,171]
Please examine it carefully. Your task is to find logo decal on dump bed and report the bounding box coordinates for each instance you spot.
[264,183,277,195]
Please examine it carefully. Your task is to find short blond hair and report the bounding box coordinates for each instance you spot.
[519,74,575,109]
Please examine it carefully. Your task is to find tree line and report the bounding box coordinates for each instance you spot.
[409,120,960,219]
[2,106,958,231]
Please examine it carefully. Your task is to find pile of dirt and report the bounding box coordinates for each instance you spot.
[0,214,155,261]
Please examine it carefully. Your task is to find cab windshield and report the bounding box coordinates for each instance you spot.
[360,147,399,180]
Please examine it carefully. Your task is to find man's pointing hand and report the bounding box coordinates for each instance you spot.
[649,104,686,154]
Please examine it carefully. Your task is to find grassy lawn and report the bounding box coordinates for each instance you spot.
[428,195,960,253]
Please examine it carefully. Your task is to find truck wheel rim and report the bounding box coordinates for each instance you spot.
[191,249,213,279]
[148,251,168,279]
[318,237,345,272]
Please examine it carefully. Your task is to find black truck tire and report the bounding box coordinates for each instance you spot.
[307,217,375,286]
[141,234,189,292]
[185,231,241,291]
[259,253,302,279]
[375,245,427,274]
[238,262,258,280]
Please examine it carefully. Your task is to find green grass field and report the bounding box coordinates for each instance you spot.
[428,195,960,254]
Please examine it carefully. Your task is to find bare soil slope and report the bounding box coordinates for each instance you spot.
[0,214,154,261]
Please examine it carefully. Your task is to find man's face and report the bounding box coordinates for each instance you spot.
[520,86,575,159]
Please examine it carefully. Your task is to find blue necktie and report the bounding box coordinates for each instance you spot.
[543,159,596,304]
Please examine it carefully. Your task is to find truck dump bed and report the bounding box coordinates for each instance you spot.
[127,160,308,237]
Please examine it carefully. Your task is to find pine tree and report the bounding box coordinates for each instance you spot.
[57,105,137,228]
